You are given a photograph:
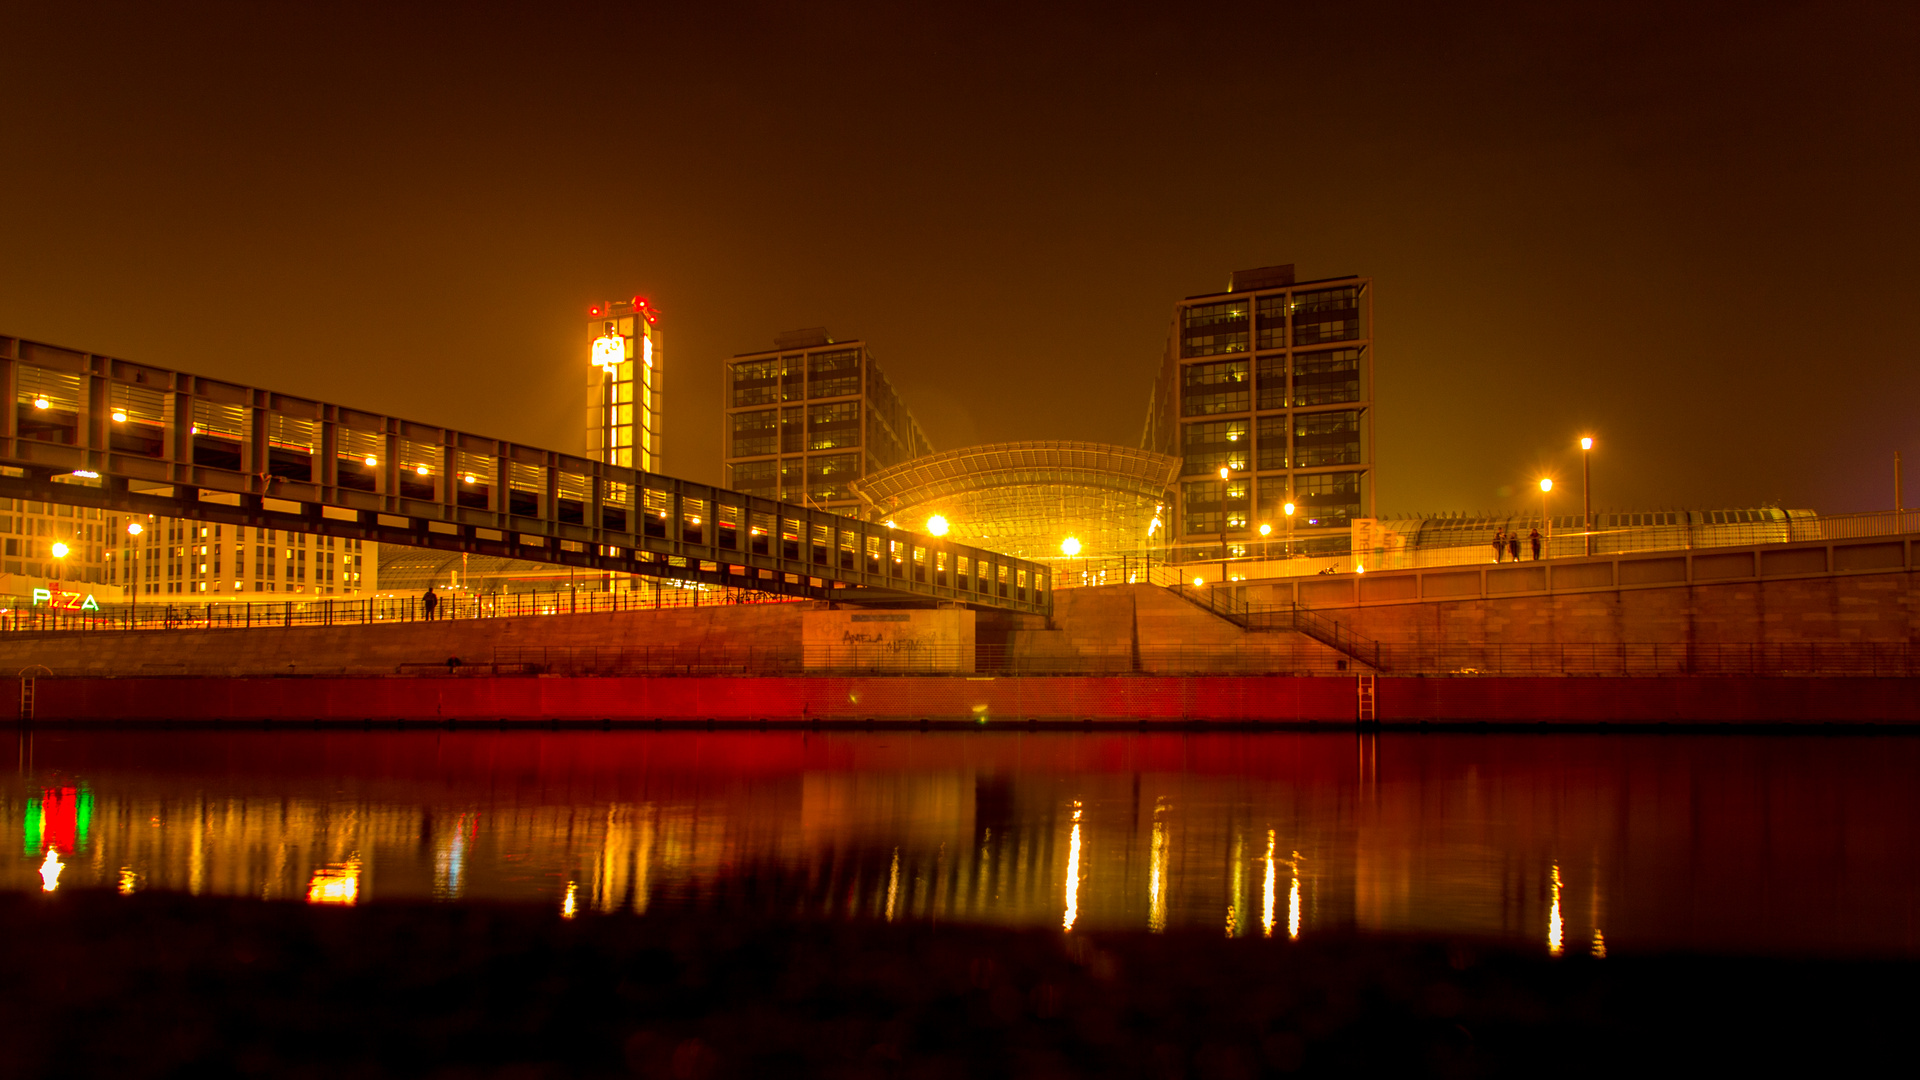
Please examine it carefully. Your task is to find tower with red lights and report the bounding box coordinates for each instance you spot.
[587,297,661,472]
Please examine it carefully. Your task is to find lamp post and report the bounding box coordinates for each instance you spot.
[1218,466,1231,584]
[1580,437,1594,556]
[1258,522,1271,561]
[127,522,144,622]
[1539,478,1553,558]
[1284,500,1296,561]
[1061,535,1082,586]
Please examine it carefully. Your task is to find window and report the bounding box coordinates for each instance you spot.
[1182,477,1250,535]
[1292,286,1361,346]
[1256,354,1288,409]
[1296,470,1363,526]
[807,401,861,450]
[730,358,781,407]
[1292,348,1362,406]
[1181,418,1251,476]
[781,406,805,453]
[1257,415,1289,470]
[807,349,861,399]
[1294,410,1362,467]
[730,459,776,497]
[806,452,861,501]
[730,409,778,458]
[1181,359,1249,416]
[1180,299,1249,357]
[1256,294,1289,350]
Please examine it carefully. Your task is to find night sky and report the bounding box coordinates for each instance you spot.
[3,2,1915,516]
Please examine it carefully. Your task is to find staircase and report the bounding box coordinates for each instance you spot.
[1287,605,1385,671]
[1164,586,1385,671]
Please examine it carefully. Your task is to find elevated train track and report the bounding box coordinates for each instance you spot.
[0,334,1052,615]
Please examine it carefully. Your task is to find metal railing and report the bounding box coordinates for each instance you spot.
[0,585,802,634]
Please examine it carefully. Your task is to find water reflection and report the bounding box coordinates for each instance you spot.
[6,730,1920,957]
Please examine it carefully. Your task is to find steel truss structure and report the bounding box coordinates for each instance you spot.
[849,441,1179,562]
[0,335,1051,614]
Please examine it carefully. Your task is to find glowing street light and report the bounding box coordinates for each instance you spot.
[127,522,144,610]
[1580,436,1595,556]
[50,541,69,559]
[1060,536,1081,557]
[1539,477,1554,557]
[33,396,49,410]
[926,514,949,537]
[1218,466,1232,583]
[111,410,128,423]
[364,455,378,467]
[1284,500,1296,560]
[415,464,430,476]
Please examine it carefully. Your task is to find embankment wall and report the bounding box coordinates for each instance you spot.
[12,673,1919,724]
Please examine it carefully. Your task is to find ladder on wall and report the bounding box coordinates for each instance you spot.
[1356,672,1376,723]
[17,666,49,723]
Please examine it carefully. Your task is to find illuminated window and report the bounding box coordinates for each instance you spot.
[1292,349,1363,406]
[1181,299,1249,357]
[1293,410,1362,467]
[1181,359,1249,416]
[1292,287,1361,346]
[1255,293,1289,350]
[1180,419,1250,476]
[806,349,861,399]
[1257,414,1290,470]
[730,409,778,458]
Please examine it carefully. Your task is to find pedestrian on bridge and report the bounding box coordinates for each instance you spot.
[1507,534,1521,562]
[1492,529,1507,563]
[423,585,440,621]
[1529,528,1543,560]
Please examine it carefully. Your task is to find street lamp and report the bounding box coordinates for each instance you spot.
[1218,466,1231,584]
[1258,522,1271,561]
[1284,501,1296,560]
[127,522,144,617]
[1061,535,1083,585]
[1580,437,1594,556]
[1539,478,1554,558]
[926,514,950,537]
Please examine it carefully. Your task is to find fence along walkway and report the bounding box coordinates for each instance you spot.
[0,334,1051,615]
[0,583,799,633]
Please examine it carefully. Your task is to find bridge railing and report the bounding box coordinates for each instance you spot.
[0,586,802,634]
[0,334,1051,614]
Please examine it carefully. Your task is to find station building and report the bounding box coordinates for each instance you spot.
[1141,264,1374,565]
[848,441,1178,569]
[723,329,933,518]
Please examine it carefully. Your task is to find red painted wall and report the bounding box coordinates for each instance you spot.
[10,674,1920,724]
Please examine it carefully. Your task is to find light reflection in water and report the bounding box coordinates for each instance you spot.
[307,857,361,906]
[6,730,1920,957]
[561,880,578,919]
[39,849,61,892]
[1288,852,1302,940]
[1148,811,1167,934]
[1261,830,1276,938]
[1548,863,1564,957]
[1225,832,1243,938]
[1062,803,1082,932]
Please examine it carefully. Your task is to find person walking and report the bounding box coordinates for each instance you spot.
[1491,529,1506,563]
[1529,528,1543,560]
[1508,534,1522,563]
[422,585,440,621]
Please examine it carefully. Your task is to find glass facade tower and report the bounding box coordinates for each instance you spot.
[723,328,933,518]
[1141,265,1373,564]
[587,298,662,472]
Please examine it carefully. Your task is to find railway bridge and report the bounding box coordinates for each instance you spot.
[0,333,1052,615]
